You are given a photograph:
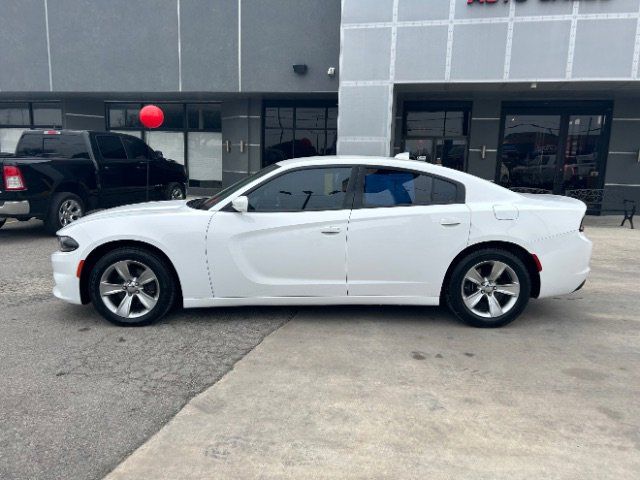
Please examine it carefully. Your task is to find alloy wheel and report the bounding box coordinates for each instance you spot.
[99,260,160,319]
[58,199,83,226]
[461,260,521,318]
[170,187,185,200]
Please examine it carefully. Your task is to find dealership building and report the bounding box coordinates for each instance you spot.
[2,0,640,212]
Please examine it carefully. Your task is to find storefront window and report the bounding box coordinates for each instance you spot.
[0,102,62,154]
[402,103,470,171]
[263,101,338,167]
[106,102,222,188]
[497,105,610,203]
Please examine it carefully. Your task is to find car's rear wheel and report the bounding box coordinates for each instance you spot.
[88,248,176,326]
[446,248,531,328]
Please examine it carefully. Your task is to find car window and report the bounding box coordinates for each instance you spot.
[96,135,127,159]
[247,167,352,212]
[362,167,458,207]
[122,136,153,160]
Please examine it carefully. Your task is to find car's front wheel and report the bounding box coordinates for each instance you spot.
[88,247,176,326]
[446,248,531,328]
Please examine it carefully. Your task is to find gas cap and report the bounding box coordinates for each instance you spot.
[493,204,519,220]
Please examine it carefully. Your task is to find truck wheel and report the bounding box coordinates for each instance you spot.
[446,248,531,328]
[45,192,85,234]
[165,182,185,200]
[88,247,176,326]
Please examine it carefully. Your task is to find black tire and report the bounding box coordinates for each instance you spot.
[164,182,185,200]
[446,248,531,328]
[0,218,6,229]
[44,192,84,234]
[88,247,176,326]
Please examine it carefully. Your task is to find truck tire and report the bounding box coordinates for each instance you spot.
[164,182,185,200]
[45,192,85,234]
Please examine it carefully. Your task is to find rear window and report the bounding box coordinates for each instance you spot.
[16,134,90,159]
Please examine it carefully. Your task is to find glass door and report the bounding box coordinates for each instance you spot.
[402,103,470,171]
[497,104,611,205]
[498,114,562,193]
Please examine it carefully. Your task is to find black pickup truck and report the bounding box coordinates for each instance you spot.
[0,130,186,233]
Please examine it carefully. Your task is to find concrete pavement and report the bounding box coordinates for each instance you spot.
[106,219,640,480]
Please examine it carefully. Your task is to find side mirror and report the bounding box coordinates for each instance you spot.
[231,196,249,213]
[154,150,164,158]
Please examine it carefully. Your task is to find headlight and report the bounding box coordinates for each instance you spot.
[58,236,79,252]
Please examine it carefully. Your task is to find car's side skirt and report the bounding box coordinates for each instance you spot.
[183,295,441,309]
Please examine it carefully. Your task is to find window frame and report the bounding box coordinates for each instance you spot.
[105,101,222,187]
[227,164,359,213]
[0,101,63,128]
[261,99,338,168]
[352,165,466,209]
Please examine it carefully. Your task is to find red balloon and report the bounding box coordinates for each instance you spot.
[139,105,164,129]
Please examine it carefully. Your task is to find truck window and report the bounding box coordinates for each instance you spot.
[16,135,43,156]
[96,135,127,159]
[122,136,153,160]
[42,136,90,159]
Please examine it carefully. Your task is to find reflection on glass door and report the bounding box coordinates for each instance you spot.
[402,104,470,171]
[562,115,603,191]
[497,106,610,204]
[499,115,561,193]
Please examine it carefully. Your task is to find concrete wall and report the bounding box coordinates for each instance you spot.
[338,0,640,156]
[0,0,340,93]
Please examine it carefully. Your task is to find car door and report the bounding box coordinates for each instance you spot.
[207,165,356,298]
[94,134,147,207]
[346,166,471,298]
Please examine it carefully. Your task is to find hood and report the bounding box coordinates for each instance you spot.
[59,200,189,232]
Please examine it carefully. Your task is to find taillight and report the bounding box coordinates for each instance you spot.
[579,216,585,232]
[3,165,27,191]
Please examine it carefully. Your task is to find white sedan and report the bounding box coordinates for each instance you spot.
[51,156,592,328]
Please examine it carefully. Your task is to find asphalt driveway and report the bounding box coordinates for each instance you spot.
[0,219,293,480]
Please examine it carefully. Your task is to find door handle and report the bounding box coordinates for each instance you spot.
[321,226,342,235]
[440,218,461,226]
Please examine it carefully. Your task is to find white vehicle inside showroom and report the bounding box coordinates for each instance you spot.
[51,156,592,328]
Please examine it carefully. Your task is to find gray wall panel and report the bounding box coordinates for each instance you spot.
[580,0,640,14]
[338,85,389,138]
[341,28,392,82]
[450,23,508,80]
[0,0,50,91]
[48,0,179,91]
[509,21,571,80]
[241,0,340,92]
[395,26,448,82]
[180,0,238,92]
[608,120,640,152]
[514,0,573,16]
[572,19,637,78]
[342,0,393,24]
[456,1,510,19]
[398,0,449,21]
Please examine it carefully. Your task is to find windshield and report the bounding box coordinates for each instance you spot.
[188,164,280,210]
